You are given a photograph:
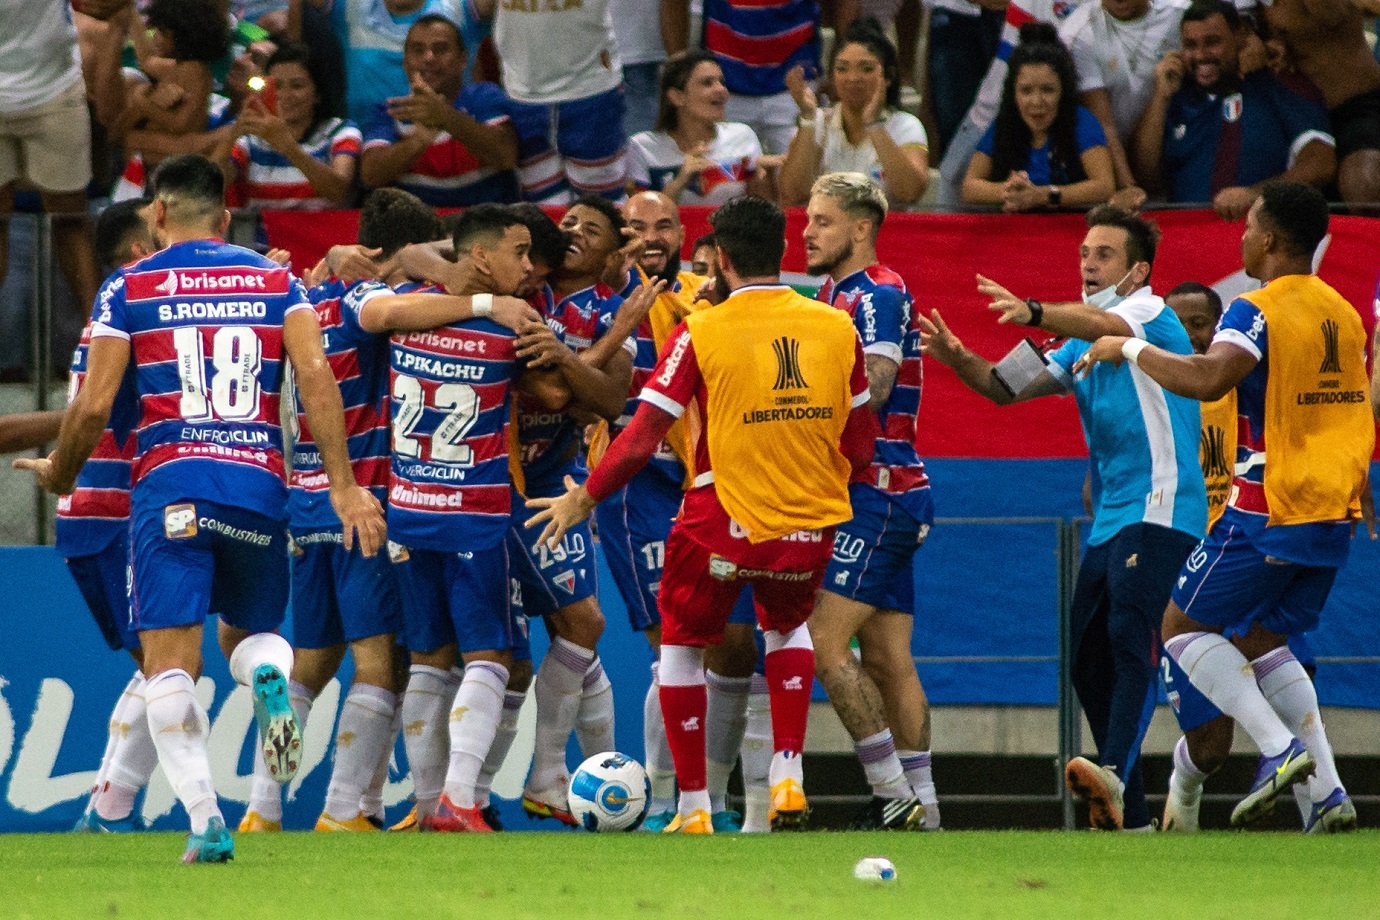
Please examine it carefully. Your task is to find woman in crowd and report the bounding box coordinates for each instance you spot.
[625,50,769,205]
[961,24,1114,212]
[227,42,361,209]
[779,18,930,207]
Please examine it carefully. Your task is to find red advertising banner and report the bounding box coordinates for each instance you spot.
[264,208,1379,458]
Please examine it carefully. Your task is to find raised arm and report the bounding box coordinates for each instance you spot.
[1074,336,1258,401]
[917,309,1066,405]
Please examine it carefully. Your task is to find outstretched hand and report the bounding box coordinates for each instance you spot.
[916,309,965,366]
[525,475,596,550]
[977,274,1030,324]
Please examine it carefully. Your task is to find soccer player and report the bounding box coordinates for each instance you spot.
[603,191,759,832]
[16,155,386,863]
[507,196,642,825]
[1076,182,1374,832]
[237,189,462,833]
[918,206,1206,831]
[804,172,934,831]
[358,203,563,832]
[528,196,877,834]
[2,201,159,832]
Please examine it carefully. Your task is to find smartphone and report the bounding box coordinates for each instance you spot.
[245,75,277,114]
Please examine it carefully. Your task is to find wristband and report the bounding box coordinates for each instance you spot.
[471,292,493,318]
[1121,338,1150,366]
[1023,298,1044,327]
[797,114,816,128]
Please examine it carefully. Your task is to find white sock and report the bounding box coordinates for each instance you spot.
[476,689,526,806]
[678,787,712,817]
[402,665,460,818]
[1165,632,1295,757]
[1169,735,1208,802]
[768,750,803,788]
[228,632,294,686]
[361,702,403,820]
[644,663,676,815]
[144,669,220,834]
[898,749,939,828]
[856,730,911,800]
[91,674,141,803]
[1252,647,1343,799]
[323,683,397,820]
[705,671,751,814]
[529,637,594,791]
[94,673,159,821]
[443,661,509,809]
[575,657,616,757]
[740,675,773,833]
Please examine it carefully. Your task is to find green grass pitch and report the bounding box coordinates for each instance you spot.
[1,830,1376,919]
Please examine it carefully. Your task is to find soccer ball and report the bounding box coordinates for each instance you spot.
[567,752,650,832]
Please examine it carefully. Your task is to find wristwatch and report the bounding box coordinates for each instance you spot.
[1047,186,1062,207]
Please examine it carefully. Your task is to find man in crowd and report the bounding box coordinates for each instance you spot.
[361,14,519,207]
[1132,0,1335,218]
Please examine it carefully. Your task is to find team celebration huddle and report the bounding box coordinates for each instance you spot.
[7,151,1374,863]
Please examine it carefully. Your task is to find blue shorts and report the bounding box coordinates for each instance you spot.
[1170,519,1339,638]
[66,535,140,652]
[822,486,933,615]
[597,475,756,631]
[393,541,522,655]
[509,484,597,618]
[128,497,288,634]
[290,532,403,649]
[509,86,627,200]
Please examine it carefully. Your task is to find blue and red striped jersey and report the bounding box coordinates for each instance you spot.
[516,280,627,490]
[387,317,520,549]
[702,0,820,97]
[54,321,140,557]
[91,240,310,517]
[818,264,931,516]
[287,278,393,532]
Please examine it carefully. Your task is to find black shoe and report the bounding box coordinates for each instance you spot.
[481,804,504,831]
[850,795,925,831]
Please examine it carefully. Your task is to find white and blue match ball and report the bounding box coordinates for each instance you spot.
[567,752,650,832]
[853,857,898,882]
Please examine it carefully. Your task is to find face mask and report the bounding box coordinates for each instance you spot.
[1081,268,1136,310]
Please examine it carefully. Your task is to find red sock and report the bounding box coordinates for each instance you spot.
[659,682,708,792]
[764,647,814,754]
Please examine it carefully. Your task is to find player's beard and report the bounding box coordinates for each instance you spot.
[651,251,681,284]
[806,239,852,278]
[713,272,731,303]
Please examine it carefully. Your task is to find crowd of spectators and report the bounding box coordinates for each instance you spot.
[1,0,1379,378]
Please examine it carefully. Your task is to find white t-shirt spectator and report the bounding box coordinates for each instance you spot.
[0,3,81,113]
[1060,0,1190,139]
[627,122,762,205]
[811,107,928,205]
[496,0,621,103]
[611,0,666,67]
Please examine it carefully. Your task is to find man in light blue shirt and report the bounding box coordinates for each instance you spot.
[917,205,1206,832]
